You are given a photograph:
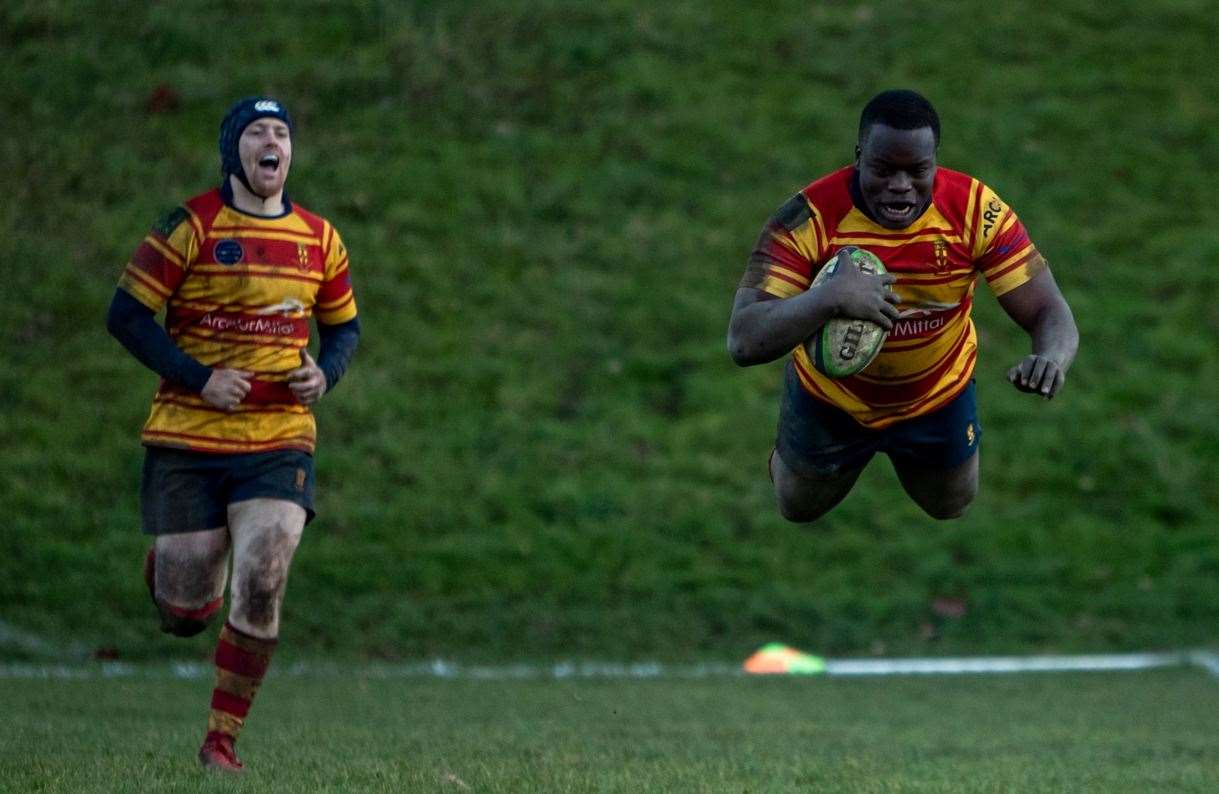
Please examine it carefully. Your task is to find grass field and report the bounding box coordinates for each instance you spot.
[3,665,1218,792]
[7,3,1219,789]
[2,0,1218,661]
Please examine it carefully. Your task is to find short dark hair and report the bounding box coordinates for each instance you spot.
[858,89,940,146]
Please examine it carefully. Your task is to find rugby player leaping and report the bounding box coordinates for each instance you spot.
[728,90,1078,522]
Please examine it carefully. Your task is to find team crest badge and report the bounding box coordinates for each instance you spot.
[296,243,312,272]
[933,239,950,272]
[214,239,244,265]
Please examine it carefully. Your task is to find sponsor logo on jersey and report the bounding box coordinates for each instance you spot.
[891,315,948,339]
[888,305,961,340]
[982,199,1004,239]
[214,239,244,265]
[197,312,296,336]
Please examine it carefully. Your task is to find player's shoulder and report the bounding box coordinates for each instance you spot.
[288,200,337,240]
[177,188,226,231]
[931,166,980,205]
[182,187,223,215]
[934,166,1012,202]
[931,166,1003,227]
[763,167,852,234]
[933,167,1023,258]
[289,202,350,260]
[799,165,855,223]
[149,205,191,239]
[147,188,216,241]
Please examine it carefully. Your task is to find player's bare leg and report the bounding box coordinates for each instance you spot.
[891,451,979,520]
[771,450,866,523]
[227,498,306,638]
[146,528,230,637]
[199,498,305,772]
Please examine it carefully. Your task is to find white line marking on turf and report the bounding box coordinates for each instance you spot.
[2,652,1216,680]
[1188,651,1219,678]
[823,653,1185,676]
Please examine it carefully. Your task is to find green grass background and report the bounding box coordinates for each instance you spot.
[2,0,1218,662]
[4,669,1219,792]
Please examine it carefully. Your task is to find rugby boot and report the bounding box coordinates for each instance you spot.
[198,731,244,772]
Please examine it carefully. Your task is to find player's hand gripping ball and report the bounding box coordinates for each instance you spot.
[806,248,890,378]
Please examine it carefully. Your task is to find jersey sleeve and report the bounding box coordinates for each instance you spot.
[315,223,358,325]
[117,206,199,312]
[969,184,1048,297]
[738,194,830,298]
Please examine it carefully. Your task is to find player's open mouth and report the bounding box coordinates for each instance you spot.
[257,153,280,172]
[878,201,916,223]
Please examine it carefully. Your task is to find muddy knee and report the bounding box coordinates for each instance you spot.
[158,597,222,637]
[238,569,286,629]
[895,453,979,521]
[772,454,862,524]
[231,544,293,633]
[909,473,978,520]
[776,490,836,524]
[920,486,977,520]
[227,500,306,636]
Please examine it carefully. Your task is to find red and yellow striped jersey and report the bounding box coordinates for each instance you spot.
[118,188,357,454]
[741,166,1046,428]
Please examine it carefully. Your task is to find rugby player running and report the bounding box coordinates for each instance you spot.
[728,89,1078,522]
[107,97,359,771]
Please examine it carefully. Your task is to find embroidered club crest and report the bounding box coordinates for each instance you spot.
[933,239,949,272]
[296,244,312,272]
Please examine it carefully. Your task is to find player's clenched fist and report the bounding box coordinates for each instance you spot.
[201,368,253,410]
[288,350,327,405]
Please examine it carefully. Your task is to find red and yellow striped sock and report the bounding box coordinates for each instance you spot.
[207,622,277,742]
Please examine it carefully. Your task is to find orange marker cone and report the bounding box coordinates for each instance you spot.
[742,643,827,675]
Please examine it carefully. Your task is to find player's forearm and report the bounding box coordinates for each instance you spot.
[106,288,212,392]
[728,289,836,366]
[316,316,360,391]
[1029,298,1079,373]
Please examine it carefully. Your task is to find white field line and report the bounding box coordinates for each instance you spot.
[823,652,1185,676]
[1189,650,1219,678]
[0,652,1215,681]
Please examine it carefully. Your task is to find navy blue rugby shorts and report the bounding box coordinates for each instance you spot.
[140,446,316,535]
[775,361,981,478]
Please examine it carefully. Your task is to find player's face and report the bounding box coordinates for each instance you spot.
[855,124,937,229]
[238,118,292,197]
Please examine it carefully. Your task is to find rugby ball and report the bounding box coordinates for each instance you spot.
[805,248,889,378]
